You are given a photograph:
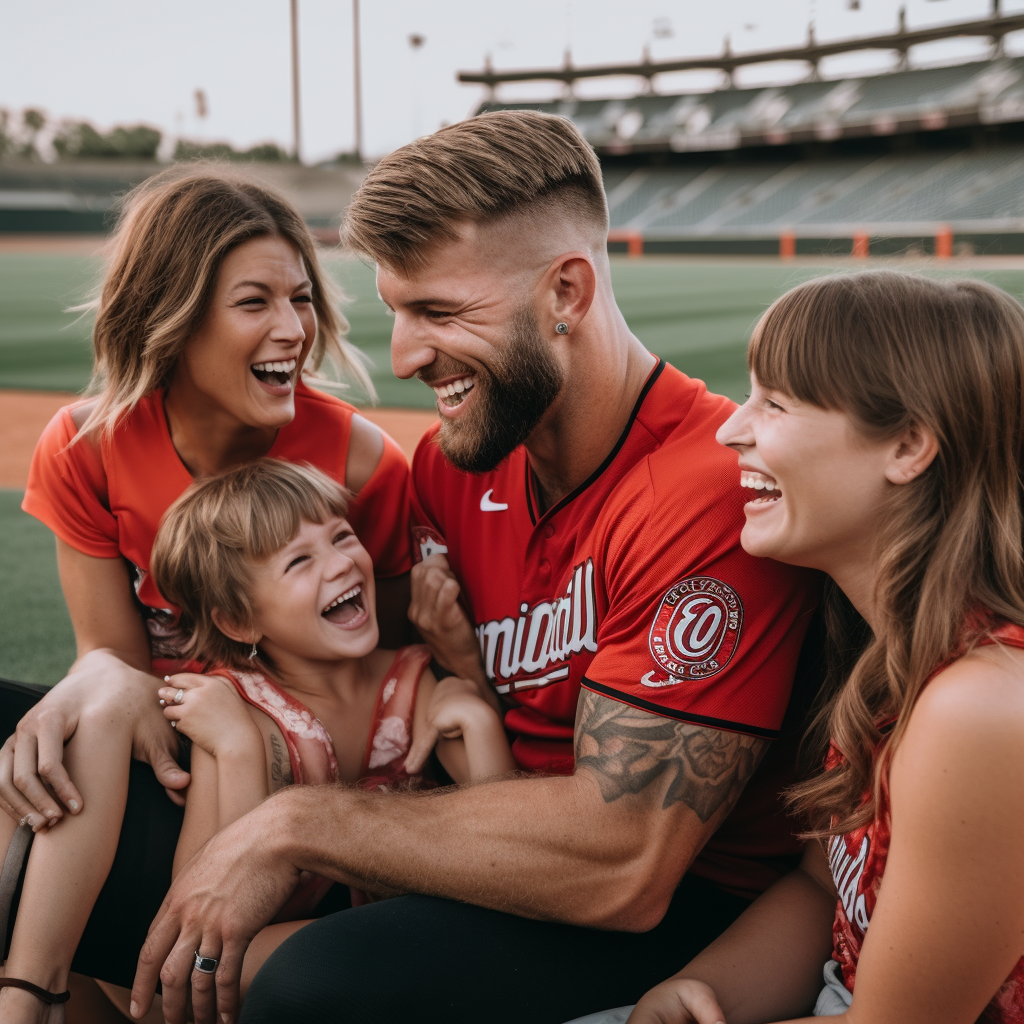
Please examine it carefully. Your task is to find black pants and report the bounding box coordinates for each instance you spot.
[0,679,749,1021]
[240,875,748,1024]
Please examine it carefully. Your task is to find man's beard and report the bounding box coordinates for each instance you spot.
[434,307,564,474]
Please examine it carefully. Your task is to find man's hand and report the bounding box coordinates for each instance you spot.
[131,797,301,1024]
[0,650,189,829]
[409,554,486,685]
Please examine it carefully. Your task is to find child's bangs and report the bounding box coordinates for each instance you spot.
[233,462,351,561]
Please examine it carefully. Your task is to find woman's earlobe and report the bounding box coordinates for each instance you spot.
[886,423,939,485]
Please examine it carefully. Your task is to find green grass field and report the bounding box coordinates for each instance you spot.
[6,252,1024,683]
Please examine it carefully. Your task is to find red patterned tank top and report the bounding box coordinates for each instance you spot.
[826,621,1024,1022]
[213,645,433,917]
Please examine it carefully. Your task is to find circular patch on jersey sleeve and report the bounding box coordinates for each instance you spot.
[644,576,743,686]
[412,525,448,562]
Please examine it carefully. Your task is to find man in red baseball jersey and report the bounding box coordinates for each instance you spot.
[132,112,819,1024]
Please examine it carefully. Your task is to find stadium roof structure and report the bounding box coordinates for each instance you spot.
[460,3,1021,91]
[475,57,1024,155]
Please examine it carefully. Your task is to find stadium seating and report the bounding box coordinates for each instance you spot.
[596,146,1024,237]
[479,57,1024,152]
[481,56,1024,244]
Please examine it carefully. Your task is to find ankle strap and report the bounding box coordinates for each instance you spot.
[0,977,71,1004]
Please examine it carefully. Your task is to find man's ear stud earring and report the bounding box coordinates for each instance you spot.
[555,322,569,335]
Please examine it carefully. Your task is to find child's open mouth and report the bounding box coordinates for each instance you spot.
[251,358,297,394]
[322,584,366,626]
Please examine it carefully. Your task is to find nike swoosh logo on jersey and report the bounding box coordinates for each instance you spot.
[480,489,509,511]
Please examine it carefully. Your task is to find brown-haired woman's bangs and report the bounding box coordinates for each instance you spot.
[748,278,853,411]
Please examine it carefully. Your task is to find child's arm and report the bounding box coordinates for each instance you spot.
[406,674,517,783]
[159,673,268,875]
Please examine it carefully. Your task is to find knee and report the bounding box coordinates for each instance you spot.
[239,919,383,1024]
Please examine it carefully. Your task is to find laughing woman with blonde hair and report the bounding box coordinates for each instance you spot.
[626,271,1024,1024]
[0,169,414,1015]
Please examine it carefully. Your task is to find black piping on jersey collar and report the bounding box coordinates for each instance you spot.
[582,678,781,740]
[525,358,667,526]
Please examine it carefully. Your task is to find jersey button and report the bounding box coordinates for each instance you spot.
[543,524,555,539]
[539,559,551,576]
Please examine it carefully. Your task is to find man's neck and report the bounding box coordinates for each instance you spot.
[526,331,657,514]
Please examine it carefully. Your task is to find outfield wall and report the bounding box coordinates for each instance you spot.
[606,232,1024,257]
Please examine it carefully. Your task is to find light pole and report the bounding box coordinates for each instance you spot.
[290,0,302,162]
[409,33,426,139]
[353,0,363,161]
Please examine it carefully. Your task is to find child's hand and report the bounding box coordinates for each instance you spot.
[404,677,497,775]
[409,555,486,684]
[158,673,261,759]
[627,978,726,1024]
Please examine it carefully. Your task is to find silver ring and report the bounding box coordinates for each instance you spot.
[174,688,185,705]
[193,950,218,975]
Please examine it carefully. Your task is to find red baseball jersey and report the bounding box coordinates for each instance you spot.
[411,360,821,898]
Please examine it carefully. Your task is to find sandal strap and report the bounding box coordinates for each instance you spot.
[0,977,71,1004]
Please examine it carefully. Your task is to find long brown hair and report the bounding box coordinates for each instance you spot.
[77,166,373,440]
[751,271,1024,836]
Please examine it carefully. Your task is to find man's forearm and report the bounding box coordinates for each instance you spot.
[267,771,692,930]
[260,690,766,932]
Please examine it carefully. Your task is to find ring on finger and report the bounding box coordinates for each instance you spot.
[174,688,185,705]
[193,950,219,975]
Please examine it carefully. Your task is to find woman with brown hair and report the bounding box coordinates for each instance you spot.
[625,270,1024,1024]
[0,169,414,1014]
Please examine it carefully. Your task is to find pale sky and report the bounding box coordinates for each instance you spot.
[3,0,1023,162]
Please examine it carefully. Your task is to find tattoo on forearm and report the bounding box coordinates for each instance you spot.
[574,691,767,822]
[269,732,293,788]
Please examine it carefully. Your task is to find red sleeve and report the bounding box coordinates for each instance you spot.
[347,432,414,579]
[583,459,819,738]
[409,424,450,563]
[21,407,120,559]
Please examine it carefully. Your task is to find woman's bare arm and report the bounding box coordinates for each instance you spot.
[628,843,836,1024]
[633,647,1024,1024]
[57,539,152,671]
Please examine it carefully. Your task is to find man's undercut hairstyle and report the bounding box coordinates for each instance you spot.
[342,110,608,272]
[150,458,351,671]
